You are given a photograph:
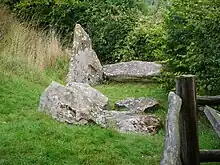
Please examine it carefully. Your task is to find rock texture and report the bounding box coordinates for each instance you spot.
[103,61,162,82]
[105,111,160,134]
[115,97,159,113]
[39,81,161,134]
[39,81,108,126]
[161,92,182,165]
[67,82,109,110]
[67,24,103,85]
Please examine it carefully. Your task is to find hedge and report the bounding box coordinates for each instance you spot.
[163,0,220,94]
[1,0,165,64]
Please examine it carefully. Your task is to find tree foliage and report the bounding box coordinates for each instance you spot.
[163,0,220,94]
[112,9,165,62]
[1,0,165,64]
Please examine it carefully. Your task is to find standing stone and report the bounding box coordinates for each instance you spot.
[67,24,103,85]
[39,81,108,126]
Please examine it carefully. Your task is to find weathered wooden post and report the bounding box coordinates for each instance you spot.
[176,75,199,165]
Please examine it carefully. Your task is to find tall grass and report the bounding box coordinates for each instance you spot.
[0,8,69,84]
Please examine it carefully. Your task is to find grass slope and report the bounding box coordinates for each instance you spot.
[0,71,219,165]
[0,9,219,164]
[0,72,164,165]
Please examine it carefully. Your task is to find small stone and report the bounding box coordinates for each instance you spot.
[115,97,159,113]
[105,110,161,134]
[197,106,205,112]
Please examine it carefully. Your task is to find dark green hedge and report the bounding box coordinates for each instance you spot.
[163,0,220,94]
[4,0,220,95]
[113,9,165,62]
[1,0,165,64]
[2,0,166,64]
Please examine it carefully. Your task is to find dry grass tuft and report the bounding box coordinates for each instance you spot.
[0,8,68,72]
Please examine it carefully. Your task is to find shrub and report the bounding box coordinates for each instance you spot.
[84,0,143,63]
[1,0,153,63]
[113,9,165,62]
[163,0,220,94]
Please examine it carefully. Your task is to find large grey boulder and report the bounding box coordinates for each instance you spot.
[67,82,109,110]
[39,81,108,126]
[105,111,161,134]
[103,61,162,82]
[115,97,159,113]
[67,24,103,85]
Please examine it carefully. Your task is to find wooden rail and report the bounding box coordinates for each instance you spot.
[197,95,220,106]
[200,150,220,162]
[204,106,220,138]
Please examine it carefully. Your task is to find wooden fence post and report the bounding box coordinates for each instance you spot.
[176,75,199,165]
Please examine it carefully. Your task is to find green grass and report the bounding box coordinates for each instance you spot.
[0,70,219,165]
[0,6,219,165]
[95,82,168,109]
[0,72,165,165]
[95,82,168,122]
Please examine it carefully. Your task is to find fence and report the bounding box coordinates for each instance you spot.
[160,75,220,165]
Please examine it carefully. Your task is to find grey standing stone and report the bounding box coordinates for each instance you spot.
[103,61,162,82]
[160,92,182,165]
[115,97,159,113]
[67,24,103,85]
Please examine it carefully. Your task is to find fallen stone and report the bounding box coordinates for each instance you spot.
[103,61,162,82]
[105,111,161,134]
[67,82,109,110]
[39,81,161,134]
[67,24,103,85]
[115,97,159,113]
[39,81,108,126]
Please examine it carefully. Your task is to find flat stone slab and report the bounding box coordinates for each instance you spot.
[105,111,161,134]
[103,61,162,82]
[115,97,159,113]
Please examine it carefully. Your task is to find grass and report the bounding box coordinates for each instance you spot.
[95,82,167,108]
[0,72,165,165]
[0,7,69,85]
[0,7,219,165]
[0,71,219,165]
[95,82,168,122]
